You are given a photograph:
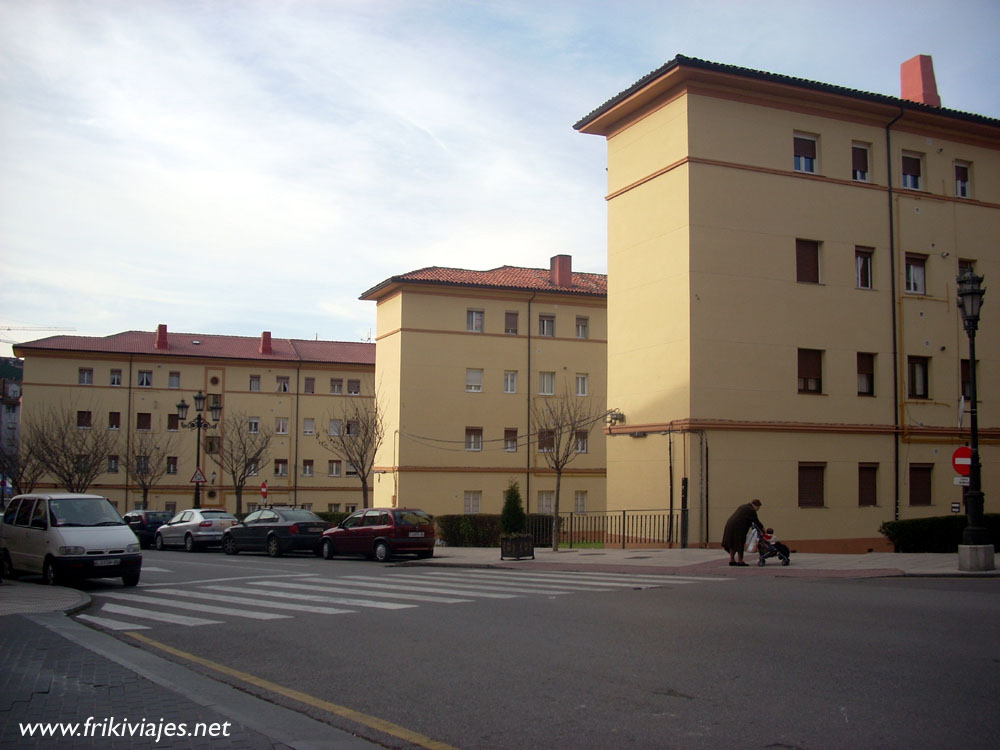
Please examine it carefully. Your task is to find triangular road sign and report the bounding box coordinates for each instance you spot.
[190,467,208,484]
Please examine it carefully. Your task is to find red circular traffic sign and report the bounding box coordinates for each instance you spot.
[261,481,268,499]
[952,446,973,476]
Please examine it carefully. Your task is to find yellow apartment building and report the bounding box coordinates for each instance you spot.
[14,325,375,514]
[576,55,999,551]
[361,255,608,517]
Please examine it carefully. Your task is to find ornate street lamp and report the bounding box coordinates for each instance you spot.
[957,271,988,550]
[176,391,222,509]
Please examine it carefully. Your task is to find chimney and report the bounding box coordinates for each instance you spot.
[550,254,573,287]
[259,331,273,355]
[154,324,168,350]
[901,54,941,108]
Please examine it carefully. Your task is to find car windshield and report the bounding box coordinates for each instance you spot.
[201,511,236,519]
[146,512,172,522]
[50,497,124,527]
[394,510,432,526]
[279,510,323,522]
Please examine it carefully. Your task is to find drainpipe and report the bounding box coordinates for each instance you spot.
[526,292,536,512]
[125,355,133,510]
[886,107,904,522]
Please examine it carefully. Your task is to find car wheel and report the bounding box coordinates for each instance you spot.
[122,572,140,587]
[1,551,16,579]
[373,540,391,563]
[266,535,282,558]
[43,558,60,586]
[184,534,197,553]
[154,533,165,551]
[321,538,335,560]
[222,535,239,555]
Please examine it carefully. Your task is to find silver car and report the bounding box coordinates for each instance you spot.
[154,509,237,552]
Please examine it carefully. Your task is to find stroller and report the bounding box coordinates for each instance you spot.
[748,527,790,566]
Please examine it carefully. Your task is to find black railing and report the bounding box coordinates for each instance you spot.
[525,510,687,549]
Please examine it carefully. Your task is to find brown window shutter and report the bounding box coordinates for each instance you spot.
[852,146,868,172]
[902,155,922,176]
[909,465,933,506]
[858,464,878,507]
[796,239,819,283]
[798,463,825,507]
[955,164,968,181]
[794,137,816,158]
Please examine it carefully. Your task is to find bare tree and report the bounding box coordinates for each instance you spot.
[24,404,121,493]
[128,430,179,511]
[0,440,46,497]
[531,389,604,551]
[208,411,273,517]
[316,398,385,509]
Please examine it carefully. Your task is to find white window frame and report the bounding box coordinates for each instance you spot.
[304,377,315,394]
[467,309,484,333]
[574,490,587,514]
[537,490,554,515]
[464,490,482,514]
[277,376,290,393]
[503,371,517,394]
[504,429,518,452]
[576,317,589,339]
[851,142,870,182]
[248,417,260,434]
[249,375,261,392]
[905,255,926,294]
[575,431,589,454]
[329,419,343,436]
[855,247,873,290]
[138,370,152,388]
[302,418,315,435]
[275,417,289,435]
[538,314,555,337]
[575,373,589,397]
[539,371,555,395]
[168,371,181,389]
[274,459,288,477]
[302,460,314,477]
[901,151,923,190]
[78,368,93,386]
[330,378,343,394]
[465,428,483,452]
[793,134,817,174]
[328,460,342,477]
[110,369,122,386]
[466,368,484,392]
[347,379,361,396]
[955,161,971,198]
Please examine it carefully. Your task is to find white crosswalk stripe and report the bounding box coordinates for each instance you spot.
[149,587,355,615]
[100,602,222,626]
[249,579,473,604]
[209,583,416,610]
[98,591,291,619]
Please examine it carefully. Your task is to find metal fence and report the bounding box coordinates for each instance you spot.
[525,510,690,549]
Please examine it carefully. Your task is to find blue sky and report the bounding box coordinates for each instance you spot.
[2,0,998,356]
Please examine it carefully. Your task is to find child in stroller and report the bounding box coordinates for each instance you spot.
[757,527,791,566]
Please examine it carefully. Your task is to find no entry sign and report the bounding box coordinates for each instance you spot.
[261,481,268,499]
[952,446,973,476]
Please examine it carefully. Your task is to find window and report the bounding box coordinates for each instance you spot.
[107,455,119,473]
[347,379,360,396]
[248,459,259,476]
[138,370,152,387]
[798,463,825,507]
[859,463,878,507]
[466,369,484,393]
[537,491,554,515]
[538,314,555,337]
[346,420,359,436]
[168,371,180,389]
[574,490,587,514]
[852,143,870,181]
[78,368,93,385]
[134,455,150,474]
[855,247,873,289]
[538,430,554,453]
[167,414,179,431]
[575,431,589,453]
[905,254,926,294]
[908,356,929,399]
[166,456,178,475]
[108,412,121,430]
[110,369,122,386]
[330,378,343,394]
[539,371,555,395]
[275,417,289,434]
[793,134,817,173]
[464,490,482,514]
[576,317,589,339]
[329,419,343,436]
[465,428,483,452]
[901,152,922,190]
[302,459,314,477]
[505,311,519,334]
[955,161,970,198]
[467,309,484,333]
[136,412,152,431]
[503,371,517,394]
[798,349,823,394]
[274,459,288,477]
[857,353,875,396]
[303,418,315,435]
[249,375,261,392]
[575,374,589,397]
[276,376,290,392]
[304,377,315,394]
[504,429,518,452]
[327,502,342,513]
[909,464,933,506]
[345,462,358,477]
[205,436,220,454]
[76,410,92,429]
[328,460,342,477]
[796,239,820,284]
[248,416,260,434]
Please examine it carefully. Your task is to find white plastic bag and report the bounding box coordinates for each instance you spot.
[745,527,759,554]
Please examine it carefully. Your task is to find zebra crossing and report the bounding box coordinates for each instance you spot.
[75,569,729,631]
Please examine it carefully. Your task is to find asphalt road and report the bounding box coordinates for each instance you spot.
[71,549,1000,750]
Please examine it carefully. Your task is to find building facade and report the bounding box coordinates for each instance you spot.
[576,55,999,551]
[361,255,608,517]
[14,326,375,514]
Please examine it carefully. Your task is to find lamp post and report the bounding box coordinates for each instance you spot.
[956,271,990,559]
[176,391,222,509]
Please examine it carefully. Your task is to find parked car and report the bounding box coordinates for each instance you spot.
[0,493,142,586]
[222,507,330,557]
[123,510,174,549]
[154,509,237,551]
[320,508,435,562]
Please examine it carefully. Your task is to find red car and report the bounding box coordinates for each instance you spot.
[320,508,435,562]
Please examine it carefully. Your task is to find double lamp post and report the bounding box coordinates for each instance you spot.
[176,391,221,509]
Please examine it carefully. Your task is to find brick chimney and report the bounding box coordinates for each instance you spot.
[259,331,272,355]
[154,324,168,350]
[901,54,941,108]
[550,254,572,287]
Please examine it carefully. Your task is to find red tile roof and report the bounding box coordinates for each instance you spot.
[14,330,375,365]
[361,264,607,300]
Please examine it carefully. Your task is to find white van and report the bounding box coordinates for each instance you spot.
[0,493,142,586]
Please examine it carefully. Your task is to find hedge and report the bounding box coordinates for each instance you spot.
[437,514,557,547]
[879,514,1000,553]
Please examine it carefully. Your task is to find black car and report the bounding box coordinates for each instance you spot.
[222,507,330,557]
[123,510,174,549]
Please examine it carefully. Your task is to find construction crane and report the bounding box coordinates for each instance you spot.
[1,325,76,347]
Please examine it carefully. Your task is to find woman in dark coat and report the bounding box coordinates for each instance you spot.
[721,499,764,566]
